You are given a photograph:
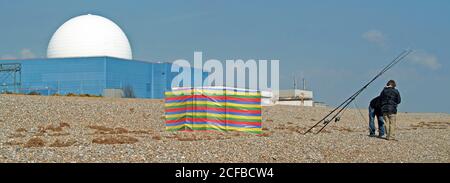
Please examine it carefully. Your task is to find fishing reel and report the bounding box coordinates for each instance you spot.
[323,117,340,125]
[335,117,341,123]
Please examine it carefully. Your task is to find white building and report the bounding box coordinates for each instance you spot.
[275,89,314,106]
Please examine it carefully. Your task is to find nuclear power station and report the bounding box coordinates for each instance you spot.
[0,14,180,98]
[0,14,316,105]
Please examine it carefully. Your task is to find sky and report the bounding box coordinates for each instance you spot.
[0,0,449,113]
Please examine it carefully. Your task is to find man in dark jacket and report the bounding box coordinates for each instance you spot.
[369,96,385,137]
[380,80,401,141]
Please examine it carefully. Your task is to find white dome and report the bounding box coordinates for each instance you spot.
[47,14,132,60]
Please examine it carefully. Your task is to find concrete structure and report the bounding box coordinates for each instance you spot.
[276,89,314,106]
[0,57,176,98]
[261,90,275,106]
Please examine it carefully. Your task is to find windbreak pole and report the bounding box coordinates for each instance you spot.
[304,49,413,134]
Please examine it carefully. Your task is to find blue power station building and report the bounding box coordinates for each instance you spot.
[0,57,177,98]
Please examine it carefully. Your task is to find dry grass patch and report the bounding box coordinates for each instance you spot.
[152,135,162,140]
[174,133,233,141]
[33,132,45,137]
[114,127,129,134]
[257,132,271,137]
[65,93,77,97]
[41,125,63,132]
[130,130,153,135]
[24,137,45,148]
[410,122,450,129]
[8,133,26,138]
[168,133,201,141]
[176,136,197,141]
[59,122,70,128]
[39,122,71,133]
[48,132,70,137]
[92,135,139,145]
[231,132,241,137]
[4,140,24,146]
[164,134,179,139]
[88,125,113,131]
[165,131,256,141]
[88,125,131,134]
[336,127,354,132]
[16,128,27,132]
[49,139,77,147]
[274,125,305,133]
[99,128,152,137]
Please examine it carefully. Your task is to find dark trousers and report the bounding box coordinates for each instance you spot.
[369,107,385,136]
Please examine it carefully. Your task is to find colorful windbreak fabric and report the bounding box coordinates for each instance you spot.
[165,88,262,134]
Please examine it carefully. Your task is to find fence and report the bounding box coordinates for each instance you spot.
[2,80,122,96]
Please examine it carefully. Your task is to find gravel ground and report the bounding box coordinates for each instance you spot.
[0,94,449,163]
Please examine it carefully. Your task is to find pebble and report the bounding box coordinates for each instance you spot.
[0,94,449,163]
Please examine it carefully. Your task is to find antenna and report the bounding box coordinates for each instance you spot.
[293,73,296,89]
[302,78,306,90]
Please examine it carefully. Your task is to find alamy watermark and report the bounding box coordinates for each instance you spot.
[170,52,279,96]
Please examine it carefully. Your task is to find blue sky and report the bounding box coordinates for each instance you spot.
[1,0,449,113]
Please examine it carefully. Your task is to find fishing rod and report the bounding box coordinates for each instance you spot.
[304,49,413,134]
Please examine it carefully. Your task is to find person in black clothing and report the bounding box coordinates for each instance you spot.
[368,96,385,137]
[379,80,401,141]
